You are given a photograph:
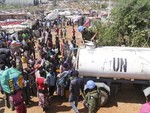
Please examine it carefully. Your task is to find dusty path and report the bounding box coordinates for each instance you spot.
[0,84,144,113]
[0,25,144,113]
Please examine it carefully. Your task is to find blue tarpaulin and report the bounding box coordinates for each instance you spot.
[0,68,23,94]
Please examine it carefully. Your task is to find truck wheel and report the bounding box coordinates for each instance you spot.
[100,90,109,106]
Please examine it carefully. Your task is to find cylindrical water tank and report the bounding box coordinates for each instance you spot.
[76,46,150,80]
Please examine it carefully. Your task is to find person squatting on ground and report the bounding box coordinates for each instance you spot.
[84,80,101,113]
[69,70,83,113]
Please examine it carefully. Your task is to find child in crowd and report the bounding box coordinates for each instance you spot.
[9,90,27,113]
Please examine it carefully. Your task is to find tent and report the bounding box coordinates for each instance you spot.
[58,11,72,16]
[45,13,59,20]
[66,15,82,22]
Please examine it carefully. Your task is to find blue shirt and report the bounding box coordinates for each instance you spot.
[46,72,56,86]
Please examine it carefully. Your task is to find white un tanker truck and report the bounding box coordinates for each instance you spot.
[74,42,150,106]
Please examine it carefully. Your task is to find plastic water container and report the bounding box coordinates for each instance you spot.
[21,56,26,63]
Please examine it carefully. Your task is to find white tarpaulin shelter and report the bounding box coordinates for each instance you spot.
[66,15,82,22]
[45,13,59,20]
[58,11,72,16]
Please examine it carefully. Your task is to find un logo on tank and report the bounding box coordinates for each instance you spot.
[113,58,127,72]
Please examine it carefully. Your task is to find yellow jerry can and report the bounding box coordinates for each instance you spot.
[21,56,27,63]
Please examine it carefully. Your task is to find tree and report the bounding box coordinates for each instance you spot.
[92,21,119,46]
[112,0,150,47]
[94,0,150,47]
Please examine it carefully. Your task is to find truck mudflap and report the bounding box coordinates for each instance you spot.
[143,87,150,100]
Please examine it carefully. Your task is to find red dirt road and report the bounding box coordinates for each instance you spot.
[0,85,145,113]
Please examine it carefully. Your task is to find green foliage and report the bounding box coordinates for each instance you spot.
[111,0,150,47]
[94,0,150,47]
[93,21,118,46]
[101,3,108,9]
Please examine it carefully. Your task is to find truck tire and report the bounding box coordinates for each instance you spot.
[100,90,109,106]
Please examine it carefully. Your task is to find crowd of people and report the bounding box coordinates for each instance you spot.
[1,10,149,113]
[0,14,102,113]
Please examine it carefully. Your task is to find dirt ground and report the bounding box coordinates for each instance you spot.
[0,26,145,113]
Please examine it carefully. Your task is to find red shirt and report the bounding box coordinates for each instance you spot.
[36,77,46,90]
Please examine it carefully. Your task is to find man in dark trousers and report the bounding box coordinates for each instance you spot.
[69,70,83,113]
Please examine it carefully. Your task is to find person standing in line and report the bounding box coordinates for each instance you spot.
[46,21,50,29]
[60,29,63,39]
[9,90,27,113]
[46,67,56,97]
[60,39,65,56]
[62,18,66,27]
[48,30,52,40]
[64,40,70,60]
[42,29,48,45]
[55,26,59,36]
[36,70,49,111]
[71,35,78,56]
[69,70,82,113]
[0,62,6,100]
[29,38,36,59]
[5,61,18,110]
[14,52,23,72]
[72,28,76,37]
[22,68,30,105]
[71,36,77,48]
[47,38,53,49]
[63,27,67,39]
